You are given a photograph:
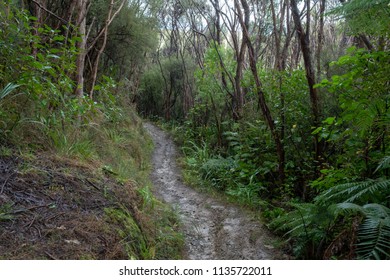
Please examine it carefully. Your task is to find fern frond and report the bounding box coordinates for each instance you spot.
[335,202,365,215]
[316,179,390,205]
[357,222,390,259]
[271,203,329,238]
[334,203,390,259]
[375,156,390,173]
[351,204,390,259]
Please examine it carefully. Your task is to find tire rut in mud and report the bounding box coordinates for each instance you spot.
[144,123,284,260]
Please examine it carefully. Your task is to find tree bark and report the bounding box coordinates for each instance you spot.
[233,0,248,120]
[316,0,326,81]
[75,0,88,101]
[270,0,281,70]
[290,0,323,186]
[290,0,321,130]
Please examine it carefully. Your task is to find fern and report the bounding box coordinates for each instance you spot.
[272,203,317,235]
[316,179,390,206]
[375,156,390,173]
[336,203,390,259]
[271,203,333,258]
[275,156,390,259]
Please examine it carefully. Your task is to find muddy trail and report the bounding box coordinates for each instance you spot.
[144,123,285,260]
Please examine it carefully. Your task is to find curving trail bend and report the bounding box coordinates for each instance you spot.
[144,123,284,260]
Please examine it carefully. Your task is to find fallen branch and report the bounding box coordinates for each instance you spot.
[12,204,51,215]
[86,178,101,191]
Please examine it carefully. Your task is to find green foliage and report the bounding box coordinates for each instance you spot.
[0,203,14,221]
[0,5,87,146]
[182,140,211,169]
[270,202,332,258]
[0,1,183,261]
[180,126,271,206]
[195,46,235,106]
[105,207,152,259]
[100,0,158,81]
[317,47,390,177]
[273,157,390,259]
[137,185,184,259]
[200,156,237,190]
[138,64,165,117]
[336,203,390,260]
[176,41,390,259]
[316,179,390,205]
[138,57,194,120]
[330,0,390,37]
[376,156,390,174]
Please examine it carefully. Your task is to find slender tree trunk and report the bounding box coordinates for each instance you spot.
[270,0,289,174]
[290,0,321,158]
[75,0,88,101]
[179,44,193,117]
[233,16,247,120]
[236,0,285,185]
[316,0,326,81]
[211,0,232,117]
[89,0,125,98]
[270,0,281,70]
[31,0,47,58]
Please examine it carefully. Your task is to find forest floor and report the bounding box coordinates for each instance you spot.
[144,123,287,260]
[0,153,140,259]
[0,117,183,260]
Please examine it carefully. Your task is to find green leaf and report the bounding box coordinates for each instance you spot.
[0,83,20,101]
[53,35,65,41]
[323,117,336,125]
[312,127,323,135]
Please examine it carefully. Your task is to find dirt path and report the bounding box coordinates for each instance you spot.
[144,123,284,260]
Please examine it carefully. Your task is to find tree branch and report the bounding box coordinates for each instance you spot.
[31,0,68,24]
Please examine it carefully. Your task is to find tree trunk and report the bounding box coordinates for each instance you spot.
[316,0,326,81]
[31,0,47,58]
[270,0,281,70]
[89,0,126,98]
[75,0,88,101]
[236,0,286,185]
[290,0,322,162]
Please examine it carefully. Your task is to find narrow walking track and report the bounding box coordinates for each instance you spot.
[144,123,284,260]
